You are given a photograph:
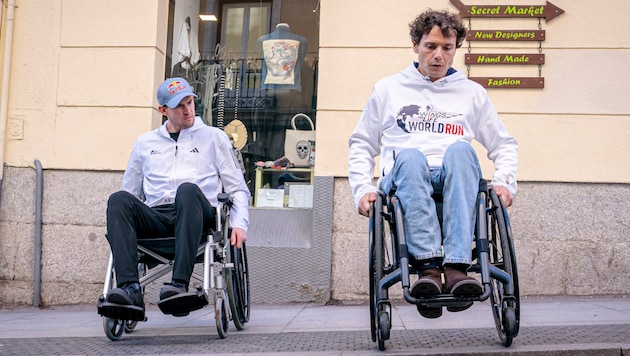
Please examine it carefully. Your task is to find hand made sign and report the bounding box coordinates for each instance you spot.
[450,0,565,89]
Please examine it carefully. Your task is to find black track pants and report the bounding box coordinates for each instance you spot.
[106,183,216,287]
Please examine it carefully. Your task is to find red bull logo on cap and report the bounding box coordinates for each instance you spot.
[167,80,186,95]
[158,77,196,107]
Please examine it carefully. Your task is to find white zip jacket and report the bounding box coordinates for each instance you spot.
[348,63,518,208]
[122,117,250,231]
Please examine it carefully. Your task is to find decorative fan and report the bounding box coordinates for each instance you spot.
[224,119,248,150]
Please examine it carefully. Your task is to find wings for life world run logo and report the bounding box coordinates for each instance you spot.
[396,104,465,136]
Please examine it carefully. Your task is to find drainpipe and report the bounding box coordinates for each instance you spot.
[34,159,42,307]
[0,0,17,182]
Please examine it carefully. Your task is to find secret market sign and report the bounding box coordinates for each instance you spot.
[450,0,565,21]
[450,0,565,89]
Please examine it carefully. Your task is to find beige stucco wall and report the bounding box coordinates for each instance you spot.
[0,0,169,306]
[3,0,628,186]
[2,0,167,171]
[316,0,630,183]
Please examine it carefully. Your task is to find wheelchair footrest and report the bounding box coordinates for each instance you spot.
[158,289,208,317]
[97,298,146,321]
[418,295,475,313]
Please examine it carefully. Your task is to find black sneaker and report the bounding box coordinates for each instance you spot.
[159,281,188,301]
[99,282,145,321]
[107,282,144,308]
[158,281,207,316]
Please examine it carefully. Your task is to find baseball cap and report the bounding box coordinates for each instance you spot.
[157,77,198,108]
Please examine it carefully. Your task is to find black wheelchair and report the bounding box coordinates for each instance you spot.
[97,193,250,341]
[369,180,519,350]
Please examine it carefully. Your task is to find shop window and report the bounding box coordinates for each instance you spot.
[221,3,271,58]
[167,0,319,208]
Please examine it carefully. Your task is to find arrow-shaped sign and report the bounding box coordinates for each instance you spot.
[450,0,565,22]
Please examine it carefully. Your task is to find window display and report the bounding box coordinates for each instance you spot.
[167,0,320,208]
[257,23,308,91]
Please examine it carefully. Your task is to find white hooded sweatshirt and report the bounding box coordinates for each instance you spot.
[122,117,250,231]
[348,63,518,208]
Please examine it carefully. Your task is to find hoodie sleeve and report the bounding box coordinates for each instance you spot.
[121,139,145,201]
[348,88,382,208]
[474,94,519,196]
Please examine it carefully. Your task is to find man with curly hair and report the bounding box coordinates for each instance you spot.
[348,10,518,319]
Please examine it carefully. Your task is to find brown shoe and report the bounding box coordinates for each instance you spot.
[411,268,443,318]
[444,264,481,312]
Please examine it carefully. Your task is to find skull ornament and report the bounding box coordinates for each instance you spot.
[296,140,310,160]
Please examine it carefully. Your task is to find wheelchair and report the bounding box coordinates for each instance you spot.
[369,180,519,350]
[97,193,250,341]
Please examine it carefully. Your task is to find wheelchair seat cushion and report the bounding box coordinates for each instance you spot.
[137,236,209,265]
[137,237,179,255]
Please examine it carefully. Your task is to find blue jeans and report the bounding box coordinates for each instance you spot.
[380,141,481,265]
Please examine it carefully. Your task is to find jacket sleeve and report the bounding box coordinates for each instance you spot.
[474,95,519,196]
[348,88,382,208]
[121,140,145,201]
[215,132,250,232]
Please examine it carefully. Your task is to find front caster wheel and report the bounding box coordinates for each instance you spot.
[377,311,390,351]
[103,317,124,341]
[501,308,517,346]
[215,297,229,339]
[124,320,138,333]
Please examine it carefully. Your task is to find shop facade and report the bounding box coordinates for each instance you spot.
[0,0,629,306]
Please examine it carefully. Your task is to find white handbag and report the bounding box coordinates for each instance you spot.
[284,113,315,167]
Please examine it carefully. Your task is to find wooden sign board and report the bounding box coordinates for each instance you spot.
[450,0,565,22]
[465,53,545,65]
[455,1,563,89]
[468,77,544,88]
[467,30,545,41]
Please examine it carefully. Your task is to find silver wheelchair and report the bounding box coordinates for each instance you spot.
[97,193,250,341]
[369,180,519,350]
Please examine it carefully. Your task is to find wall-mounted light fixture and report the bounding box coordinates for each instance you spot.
[199,14,218,21]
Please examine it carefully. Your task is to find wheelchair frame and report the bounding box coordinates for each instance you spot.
[369,180,519,350]
[98,193,250,341]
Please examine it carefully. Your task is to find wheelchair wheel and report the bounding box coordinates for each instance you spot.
[215,296,229,339]
[124,320,138,333]
[377,310,390,350]
[488,188,520,347]
[103,317,124,341]
[368,194,389,351]
[226,243,250,330]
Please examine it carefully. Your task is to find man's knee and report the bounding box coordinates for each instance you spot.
[383,149,430,193]
[175,183,205,205]
[445,141,475,158]
[443,142,482,184]
[395,148,429,167]
[108,190,136,210]
[444,141,479,166]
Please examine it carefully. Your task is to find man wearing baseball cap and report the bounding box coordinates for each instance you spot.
[98,77,250,321]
